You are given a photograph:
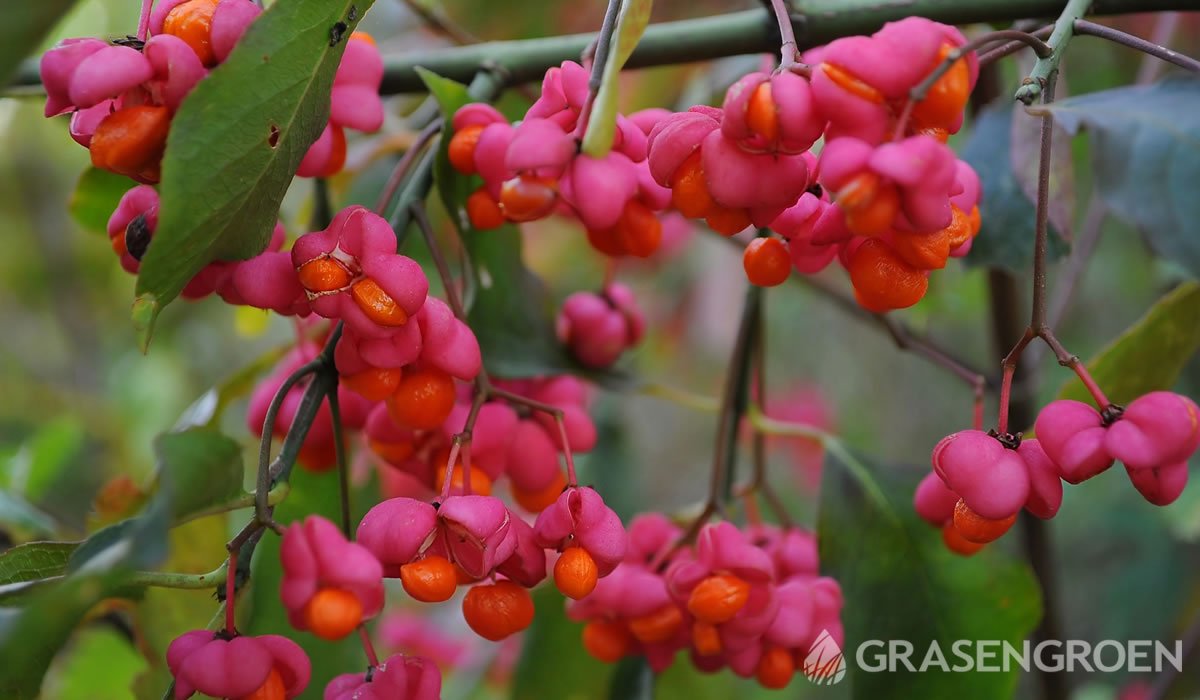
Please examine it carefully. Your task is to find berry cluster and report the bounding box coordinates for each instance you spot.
[556,283,646,369]
[41,0,381,184]
[442,18,982,312]
[365,376,596,510]
[447,61,671,258]
[356,482,626,641]
[569,516,844,690]
[166,629,310,699]
[916,391,1200,555]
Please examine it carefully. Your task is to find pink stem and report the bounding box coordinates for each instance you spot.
[137,0,156,41]
[441,440,462,501]
[358,626,380,667]
[997,364,1015,435]
[1073,362,1111,408]
[461,440,474,496]
[767,0,798,69]
[556,415,578,486]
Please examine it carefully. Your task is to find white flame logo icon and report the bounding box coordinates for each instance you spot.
[802,629,846,685]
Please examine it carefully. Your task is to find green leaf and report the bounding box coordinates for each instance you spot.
[0,1,78,87]
[581,0,654,157]
[818,443,1042,699]
[1033,77,1200,277]
[512,585,614,700]
[961,102,1068,271]
[0,492,56,537]
[0,542,77,585]
[152,428,246,523]
[420,69,637,382]
[49,626,146,700]
[1057,282,1200,405]
[135,0,374,334]
[4,415,85,500]
[69,168,133,235]
[244,466,365,699]
[0,569,130,700]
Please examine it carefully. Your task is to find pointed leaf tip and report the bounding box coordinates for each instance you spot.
[132,293,160,353]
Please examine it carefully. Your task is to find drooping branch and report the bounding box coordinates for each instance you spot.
[13,0,1188,96]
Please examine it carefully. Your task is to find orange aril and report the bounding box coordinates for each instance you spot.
[554,547,599,600]
[448,125,484,175]
[234,668,286,700]
[162,0,220,66]
[582,619,634,663]
[386,367,456,430]
[627,604,684,644]
[911,43,971,132]
[820,63,885,104]
[462,581,535,641]
[350,277,409,327]
[686,574,751,624]
[670,151,715,219]
[499,176,557,222]
[303,588,363,640]
[90,106,171,182]
[692,621,722,656]
[835,172,880,212]
[705,205,752,236]
[891,229,952,271]
[296,257,353,294]
[941,522,985,556]
[512,470,567,513]
[368,438,415,465]
[842,182,900,238]
[745,82,779,143]
[342,367,402,402]
[952,500,1017,544]
[613,199,662,258]
[400,555,458,603]
[847,239,928,312]
[466,188,506,230]
[943,205,974,249]
[743,237,792,286]
[435,461,494,497]
[756,646,796,689]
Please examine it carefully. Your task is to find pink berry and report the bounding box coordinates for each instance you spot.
[1106,391,1200,470]
[1018,439,1064,520]
[931,430,1029,520]
[1034,400,1114,484]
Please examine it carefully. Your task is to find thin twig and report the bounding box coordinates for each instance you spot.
[1074,19,1200,73]
[575,0,624,139]
[374,121,441,217]
[766,0,800,69]
[749,298,793,528]
[410,201,467,320]
[400,0,479,44]
[978,26,1055,66]
[898,28,1053,137]
[710,285,762,513]
[794,274,992,390]
[329,384,352,537]
[1015,0,1094,104]
[254,361,321,521]
[1029,72,1058,331]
